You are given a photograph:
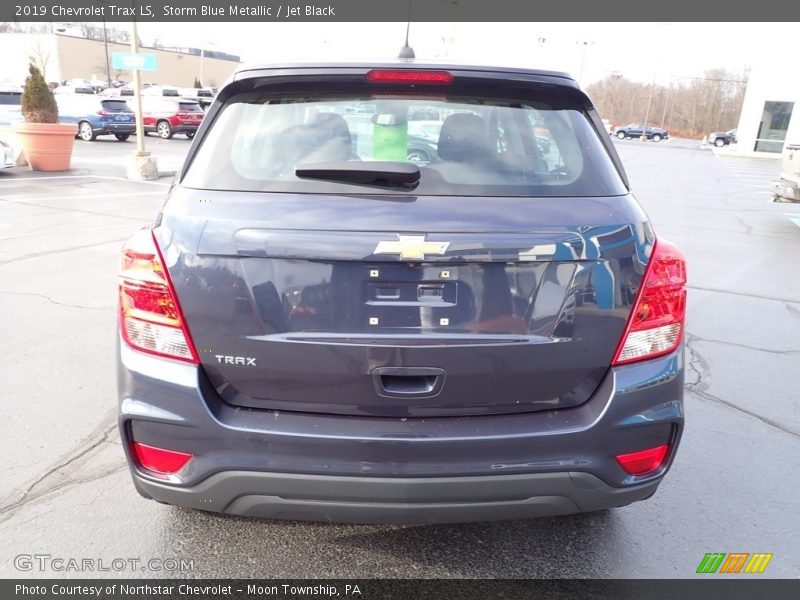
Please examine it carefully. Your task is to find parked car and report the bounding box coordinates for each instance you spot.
[615,123,669,142]
[179,88,216,110]
[141,85,181,97]
[0,139,14,168]
[707,128,737,147]
[65,78,105,93]
[0,84,23,127]
[408,119,443,142]
[54,84,95,96]
[141,97,204,139]
[117,62,686,524]
[100,86,134,97]
[56,96,136,141]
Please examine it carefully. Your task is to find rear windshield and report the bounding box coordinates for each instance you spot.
[182,89,626,197]
[101,100,131,112]
[179,102,202,112]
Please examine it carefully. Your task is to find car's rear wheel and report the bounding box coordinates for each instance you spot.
[714,138,726,147]
[186,132,195,139]
[78,121,96,142]
[616,131,626,139]
[406,149,430,162]
[652,134,662,142]
[156,120,173,139]
[115,134,130,141]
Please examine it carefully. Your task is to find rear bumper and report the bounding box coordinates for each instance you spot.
[95,123,135,135]
[133,470,659,524]
[118,340,684,523]
[143,123,199,134]
[171,123,200,134]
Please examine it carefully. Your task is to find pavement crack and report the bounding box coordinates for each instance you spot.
[0,418,119,521]
[687,285,800,305]
[733,215,754,235]
[0,465,126,527]
[685,335,800,440]
[688,335,800,356]
[0,238,128,265]
[0,290,111,311]
[787,304,800,320]
[0,196,153,222]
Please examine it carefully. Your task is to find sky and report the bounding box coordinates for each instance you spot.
[135,21,796,86]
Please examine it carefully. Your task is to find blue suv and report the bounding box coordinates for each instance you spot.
[57,96,135,141]
[117,62,686,524]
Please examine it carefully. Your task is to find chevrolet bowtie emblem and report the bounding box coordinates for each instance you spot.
[373,235,450,261]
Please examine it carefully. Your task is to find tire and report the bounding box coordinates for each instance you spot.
[652,134,662,142]
[406,149,430,162]
[186,132,195,139]
[156,120,173,140]
[115,134,130,141]
[714,138,726,147]
[616,131,626,139]
[78,121,96,142]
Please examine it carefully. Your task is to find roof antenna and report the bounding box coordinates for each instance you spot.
[398,1,415,59]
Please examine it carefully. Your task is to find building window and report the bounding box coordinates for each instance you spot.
[754,101,794,153]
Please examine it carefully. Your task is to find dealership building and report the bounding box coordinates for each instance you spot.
[0,30,240,88]
[732,61,799,157]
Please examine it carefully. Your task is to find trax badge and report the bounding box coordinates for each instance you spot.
[374,235,450,261]
[215,355,256,366]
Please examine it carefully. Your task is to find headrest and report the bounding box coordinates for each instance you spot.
[437,113,492,161]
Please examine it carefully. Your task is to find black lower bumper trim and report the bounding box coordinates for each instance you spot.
[133,470,660,524]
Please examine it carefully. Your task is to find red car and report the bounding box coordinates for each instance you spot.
[142,98,204,139]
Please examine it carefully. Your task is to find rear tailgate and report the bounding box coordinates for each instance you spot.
[101,99,134,123]
[159,64,649,418]
[158,189,651,417]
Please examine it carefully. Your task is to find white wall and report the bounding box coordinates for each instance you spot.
[736,61,800,155]
[0,34,61,84]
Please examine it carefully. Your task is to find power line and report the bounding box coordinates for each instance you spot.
[673,76,748,84]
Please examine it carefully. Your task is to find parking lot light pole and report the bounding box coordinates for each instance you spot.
[199,37,215,87]
[577,41,594,86]
[96,0,112,88]
[125,2,158,180]
[130,18,145,154]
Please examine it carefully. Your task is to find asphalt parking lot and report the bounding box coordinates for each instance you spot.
[1,137,799,579]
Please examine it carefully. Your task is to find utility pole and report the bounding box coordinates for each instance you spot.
[125,0,158,180]
[130,13,145,154]
[660,82,671,128]
[101,7,111,87]
[641,71,657,141]
[577,41,594,86]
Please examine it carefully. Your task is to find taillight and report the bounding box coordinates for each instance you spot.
[616,444,669,476]
[96,109,111,116]
[132,442,192,475]
[612,238,686,365]
[366,70,454,85]
[118,229,199,363]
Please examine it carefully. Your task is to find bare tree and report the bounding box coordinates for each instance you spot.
[587,69,748,138]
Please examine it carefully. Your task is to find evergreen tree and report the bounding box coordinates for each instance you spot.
[21,63,58,123]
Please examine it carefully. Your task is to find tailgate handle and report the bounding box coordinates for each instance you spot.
[371,367,446,399]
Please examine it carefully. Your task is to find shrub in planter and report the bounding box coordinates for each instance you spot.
[12,63,77,171]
